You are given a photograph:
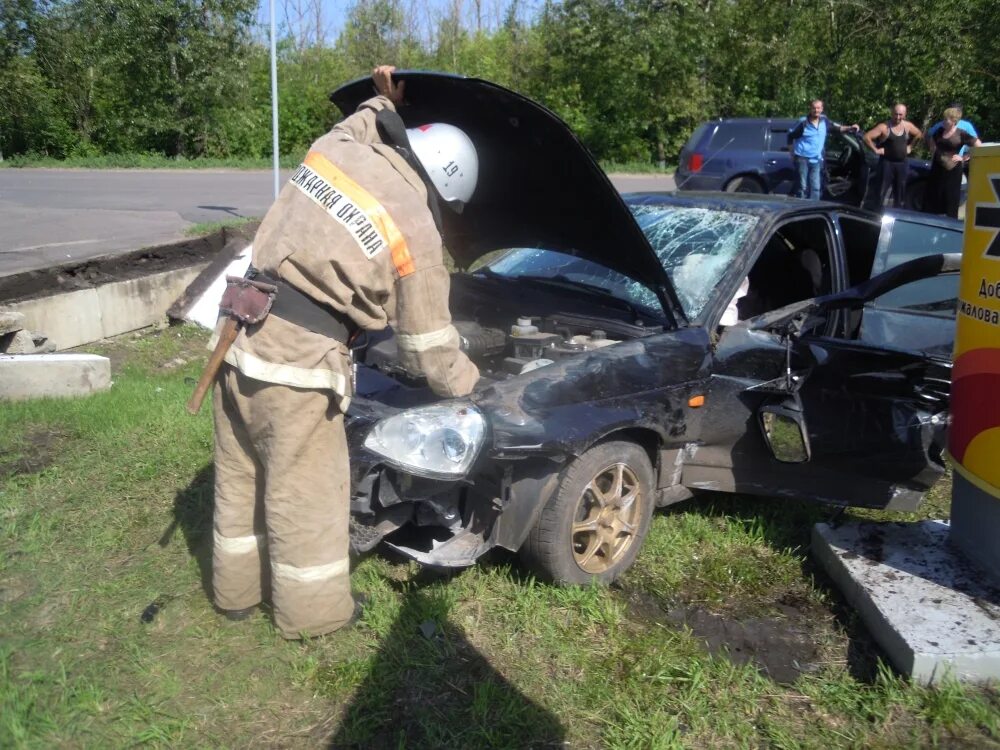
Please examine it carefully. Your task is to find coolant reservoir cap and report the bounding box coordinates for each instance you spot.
[517,317,533,327]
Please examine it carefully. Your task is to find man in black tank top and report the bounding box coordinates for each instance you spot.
[863,103,923,208]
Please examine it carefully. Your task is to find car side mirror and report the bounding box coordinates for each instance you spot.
[759,404,811,463]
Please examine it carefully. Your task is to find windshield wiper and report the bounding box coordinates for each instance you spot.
[513,275,657,322]
[514,274,613,295]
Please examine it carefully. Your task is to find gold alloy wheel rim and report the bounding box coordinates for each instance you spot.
[572,462,643,574]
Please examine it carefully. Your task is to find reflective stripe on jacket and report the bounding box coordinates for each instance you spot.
[214,95,479,406]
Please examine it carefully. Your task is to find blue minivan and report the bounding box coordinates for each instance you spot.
[676,118,932,210]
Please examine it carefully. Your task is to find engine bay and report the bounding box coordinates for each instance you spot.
[352,272,664,386]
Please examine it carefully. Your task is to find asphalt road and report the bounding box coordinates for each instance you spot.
[0,169,675,278]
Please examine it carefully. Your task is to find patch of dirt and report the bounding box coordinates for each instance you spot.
[81,324,210,375]
[664,604,823,684]
[0,426,69,478]
[0,223,257,304]
[618,588,839,685]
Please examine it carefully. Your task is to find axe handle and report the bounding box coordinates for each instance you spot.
[187,317,240,415]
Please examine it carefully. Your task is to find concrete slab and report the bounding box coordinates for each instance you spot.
[95,269,205,339]
[4,264,207,350]
[0,353,111,400]
[7,288,104,349]
[813,520,1000,685]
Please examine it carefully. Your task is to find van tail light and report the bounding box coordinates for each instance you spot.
[687,152,704,173]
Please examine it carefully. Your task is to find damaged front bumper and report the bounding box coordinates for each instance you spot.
[346,395,563,566]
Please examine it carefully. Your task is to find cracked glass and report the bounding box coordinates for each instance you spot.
[480,206,758,321]
[629,205,759,320]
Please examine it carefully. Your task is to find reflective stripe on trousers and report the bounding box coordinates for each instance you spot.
[212,364,354,637]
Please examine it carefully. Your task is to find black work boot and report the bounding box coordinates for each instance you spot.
[219,605,257,622]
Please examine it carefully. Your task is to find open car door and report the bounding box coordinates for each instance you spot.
[685,253,960,510]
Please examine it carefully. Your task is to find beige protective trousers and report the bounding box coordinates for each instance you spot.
[212,364,354,638]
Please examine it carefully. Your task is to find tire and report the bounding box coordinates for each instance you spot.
[520,440,655,585]
[906,179,926,212]
[724,175,765,194]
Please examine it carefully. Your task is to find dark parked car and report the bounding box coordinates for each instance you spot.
[675,117,932,210]
[329,74,961,584]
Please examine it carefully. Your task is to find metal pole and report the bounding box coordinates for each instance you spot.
[269,0,280,200]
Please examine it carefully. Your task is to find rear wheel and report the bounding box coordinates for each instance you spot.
[520,440,655,585]
[725,175,765,194]
[906,179,927,212]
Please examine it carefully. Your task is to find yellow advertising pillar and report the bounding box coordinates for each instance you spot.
[949,144,1000,571]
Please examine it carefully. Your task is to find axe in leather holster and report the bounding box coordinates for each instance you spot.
[186,275,277,415]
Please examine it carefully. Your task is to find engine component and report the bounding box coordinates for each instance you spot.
[455,320,506,357]
[510,317,539,336]
[510,331,561,360]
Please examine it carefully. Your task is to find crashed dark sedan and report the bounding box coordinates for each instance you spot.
[330,73,963,584]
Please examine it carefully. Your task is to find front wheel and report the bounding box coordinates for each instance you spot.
[520,440,655,585]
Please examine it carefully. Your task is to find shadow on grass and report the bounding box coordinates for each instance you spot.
[328,573,565,749]
[159,463,215,599]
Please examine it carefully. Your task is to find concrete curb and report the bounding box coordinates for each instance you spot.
[0,226,254,400]
[6,266,208,351]
[0,224,256,352]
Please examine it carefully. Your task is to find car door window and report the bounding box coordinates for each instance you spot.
[767,126,791,152]
[857,217,961,358]
[734,217,835,322]
[869,218,962,317]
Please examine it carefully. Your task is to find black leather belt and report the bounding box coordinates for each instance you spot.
[247,266,355,343]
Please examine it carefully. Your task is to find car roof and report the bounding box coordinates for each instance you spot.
[703,117,799,125]
[881,208,964,230]
[622,190,880,220]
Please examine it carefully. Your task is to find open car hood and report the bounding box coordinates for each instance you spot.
[330,71,678,320]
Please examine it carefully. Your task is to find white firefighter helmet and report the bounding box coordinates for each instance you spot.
[405,123,478,204]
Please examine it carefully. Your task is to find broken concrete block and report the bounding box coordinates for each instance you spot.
[813,520,1000,684]
[1,329,57,355]
[2,329,38,354]
[0,310,25,335]
[0,353,111,401]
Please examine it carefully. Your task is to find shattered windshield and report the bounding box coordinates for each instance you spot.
[477,205,758,321]
[479,250,664,317]
[629,205,758,319]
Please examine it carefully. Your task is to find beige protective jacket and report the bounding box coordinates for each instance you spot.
[215,95,479,409]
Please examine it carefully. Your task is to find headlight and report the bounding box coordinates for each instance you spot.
[363,403,486,479]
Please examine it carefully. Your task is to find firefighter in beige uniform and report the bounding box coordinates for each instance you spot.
[211,66,479,638]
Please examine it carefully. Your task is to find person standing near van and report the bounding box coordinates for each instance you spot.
[863,103,923,208]
[925,106,981,218]
[788,99,860,200]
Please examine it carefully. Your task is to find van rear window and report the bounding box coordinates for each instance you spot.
[712,123,765,150]
[685,123,711,150]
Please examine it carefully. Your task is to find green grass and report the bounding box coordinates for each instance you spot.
[1,325,997,748]
[184,217,260,238]
[0,152,672,176]
[600,159,675,175]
